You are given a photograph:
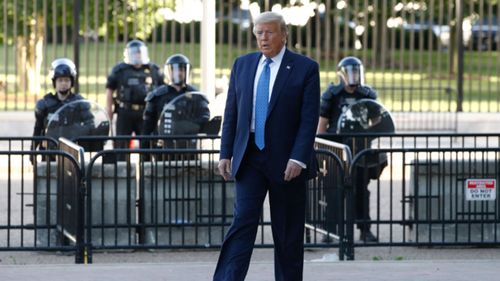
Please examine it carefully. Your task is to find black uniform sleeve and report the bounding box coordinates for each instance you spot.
[142,85,171,136]
[319,85,335,118]
[33,99,48,137]
[357,86,377,99]
[149,63,165,87]
[106,64,123,90]
[142,98,158,136]
[31,98,49,151]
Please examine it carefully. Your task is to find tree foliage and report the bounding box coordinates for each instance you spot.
[343,0,498,27]
[0,0,175,43]
[0,0,175,94]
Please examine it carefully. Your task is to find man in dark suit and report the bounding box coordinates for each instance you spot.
[213,11,320,281]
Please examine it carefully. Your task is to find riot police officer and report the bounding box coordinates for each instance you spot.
[142,54,209,138]
[317,56,382,242]
[32,58,86,153]
[106,39,164,147]
[317,56,377,134]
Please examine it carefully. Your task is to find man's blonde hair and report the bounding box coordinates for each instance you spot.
[252,11,288,36]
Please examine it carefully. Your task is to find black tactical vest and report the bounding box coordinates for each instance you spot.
[117,64,159,105]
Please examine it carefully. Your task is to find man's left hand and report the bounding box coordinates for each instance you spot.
[284,160,302,181]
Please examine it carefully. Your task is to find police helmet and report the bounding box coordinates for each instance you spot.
[165,54,191,87]
[124,39,150,65]
[337,56,365,87]
[49,58,77,88]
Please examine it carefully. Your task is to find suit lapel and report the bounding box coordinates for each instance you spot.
[267,49,293,118]
[243,53,261,127]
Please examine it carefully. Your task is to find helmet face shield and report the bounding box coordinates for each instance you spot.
[165,63,190,86]
[338,64,364,87]
[124,45,150,65]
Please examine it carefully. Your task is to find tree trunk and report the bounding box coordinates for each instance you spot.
[16,15,45,96]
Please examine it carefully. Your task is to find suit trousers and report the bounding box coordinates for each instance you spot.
[213,137,307,281]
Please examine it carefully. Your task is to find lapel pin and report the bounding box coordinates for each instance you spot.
[286,65,291,69]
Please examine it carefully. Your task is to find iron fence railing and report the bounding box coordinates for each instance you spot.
[347,147,500,258]
[2,134,500,263]
[0,0,498,118]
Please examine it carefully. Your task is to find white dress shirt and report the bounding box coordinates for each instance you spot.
[251,45,286,131]
[251,46,306,169]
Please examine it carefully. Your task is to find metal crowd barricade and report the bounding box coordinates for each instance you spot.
[305,138,351,260]
[0,136,58,151]
[5,133,500,263]
[78,135,233,250]
[346,147,500,259]
[77,136,350,259]
[84,147,234,251]
[0,139,83,261]
[57,138,87,263]
[316,133,500,260]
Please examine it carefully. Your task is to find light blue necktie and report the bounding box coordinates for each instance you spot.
[255,58,272,150]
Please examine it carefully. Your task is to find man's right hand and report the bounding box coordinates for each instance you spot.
[218,159,232,181]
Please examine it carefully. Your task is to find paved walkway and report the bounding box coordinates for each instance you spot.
[2,259,500,281]
[2,247,500,280]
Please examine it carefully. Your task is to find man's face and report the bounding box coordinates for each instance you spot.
[130,51,144,68]
[254,22,286,58]
[168,64,187,86]
[125,45,149,67]
[55,77,72,94]
[340,66,362,94]
[176,68,186,81]
[340,65,363,89]
[348,69,361,84]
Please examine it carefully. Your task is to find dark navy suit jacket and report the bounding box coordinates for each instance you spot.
[220,48,320,182]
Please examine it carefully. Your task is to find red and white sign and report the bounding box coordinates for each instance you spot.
[465,179,496,201]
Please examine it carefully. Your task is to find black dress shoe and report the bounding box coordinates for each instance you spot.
[360,230,378,242]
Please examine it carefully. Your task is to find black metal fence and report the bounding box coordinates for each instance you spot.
[0,1,498,121]
[2,134,500,263]
[318,133,500,259]
[306,139,350,259]
[348,147,500,256]
[0,138,84,262]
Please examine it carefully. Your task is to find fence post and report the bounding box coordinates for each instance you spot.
[201,0,216,101]
[75,178,87,264]
[343,172,355,260]
[72,0,81,93]
[455,0,464,112]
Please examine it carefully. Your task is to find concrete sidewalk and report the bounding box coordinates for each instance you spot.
[2,259,500,281]
[2,247,500,280]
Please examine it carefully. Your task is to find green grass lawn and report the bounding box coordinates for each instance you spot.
[0,42,498,112]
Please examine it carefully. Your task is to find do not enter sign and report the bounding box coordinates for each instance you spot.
[465,179,496,201]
